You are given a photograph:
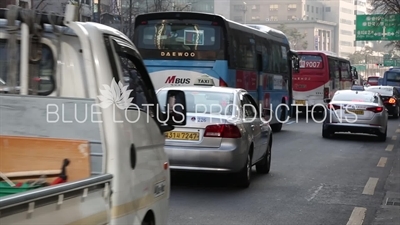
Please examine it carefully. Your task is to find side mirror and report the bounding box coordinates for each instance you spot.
[165,90,187,126]
[323,98,331,104]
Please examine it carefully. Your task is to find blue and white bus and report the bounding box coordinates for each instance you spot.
[133,12,299,132]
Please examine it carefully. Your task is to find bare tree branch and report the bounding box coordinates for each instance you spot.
[370,0,400,50]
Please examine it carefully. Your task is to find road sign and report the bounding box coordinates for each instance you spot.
[384,59,400,67]
[353,64,366,71]
[356,14,400,41]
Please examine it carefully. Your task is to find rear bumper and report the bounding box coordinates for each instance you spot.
[384,104,397,115]
[165,140,248,173]
[323,123,385,135]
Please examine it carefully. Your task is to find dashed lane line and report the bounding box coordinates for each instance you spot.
[346,207,367,225]
[385,144,394,152]
[377,157,388,168]
[396,129,400,133]
[362,177,379,195]
[392,135,397,140]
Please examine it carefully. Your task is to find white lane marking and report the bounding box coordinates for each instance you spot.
[346,207,367,225]
[306,184,323,201]
[392,135,397,140]
[377,157,388,167]
[362,177,379,195]
[385,144,394,152]
[396,129,400,133]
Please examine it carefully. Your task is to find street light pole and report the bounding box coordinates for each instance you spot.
[128,0,132,38]
[243,2,247,24]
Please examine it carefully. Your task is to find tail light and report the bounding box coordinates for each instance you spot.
[204,124,241,138]
[388,98,396,104]
[328,104,341,110]
[366,106,384,113]
[323,87,329,99]
[219,78,228,87]
[140,21,148,25]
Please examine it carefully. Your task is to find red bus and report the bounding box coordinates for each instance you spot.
[367,76,380,86]
[292,51,354,112]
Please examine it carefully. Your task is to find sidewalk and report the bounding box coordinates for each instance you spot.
[371,139,400,225]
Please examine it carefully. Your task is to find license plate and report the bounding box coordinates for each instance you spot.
[345,110,364,115]
[165,131,200,141]
[295,100,306,105]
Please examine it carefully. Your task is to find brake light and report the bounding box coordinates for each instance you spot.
[219,77,228,87]
[212,22,218,26]
[388,98,396,104]
[204,124,241,138]
[140,21,148,25]
[324,87,329,99]
[366,106,384,113]
[328,104,341,110]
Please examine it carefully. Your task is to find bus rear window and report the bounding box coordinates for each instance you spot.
[299,55,323,69]
[135,19,222,51]
[386,72,400,81]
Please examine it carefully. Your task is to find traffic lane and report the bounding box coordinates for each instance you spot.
[168,117,399,225]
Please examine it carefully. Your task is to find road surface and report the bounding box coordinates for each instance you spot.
[168,116,400,225]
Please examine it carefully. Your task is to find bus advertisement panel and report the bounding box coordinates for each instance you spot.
[133,12,299,132]
[293,51,353,113]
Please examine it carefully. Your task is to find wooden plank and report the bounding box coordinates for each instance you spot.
[0,135,91,183]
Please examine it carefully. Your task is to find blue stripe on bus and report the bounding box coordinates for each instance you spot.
[143,59,289,123]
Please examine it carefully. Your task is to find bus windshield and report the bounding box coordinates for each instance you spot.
[386,72,400,82]
[136,19,222,51]
[299,55,323,70]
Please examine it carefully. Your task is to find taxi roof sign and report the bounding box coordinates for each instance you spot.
[194,75,215,86]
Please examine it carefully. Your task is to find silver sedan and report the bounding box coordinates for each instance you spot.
[322,90,388,141]
[157,86,272,188]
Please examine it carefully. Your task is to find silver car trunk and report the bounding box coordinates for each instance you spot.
[165,113,236,148]
[329,100,381,121]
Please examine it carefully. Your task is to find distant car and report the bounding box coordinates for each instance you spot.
[366,86,400,118]
[322,89,388,141]
[156,77,272,188]
[351,85,365,91]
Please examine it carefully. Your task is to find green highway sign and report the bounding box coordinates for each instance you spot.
[384,59,400,67]
[353,64,366,71]
[356,14,400,41]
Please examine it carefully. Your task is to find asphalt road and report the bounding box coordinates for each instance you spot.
[168,116,399,225]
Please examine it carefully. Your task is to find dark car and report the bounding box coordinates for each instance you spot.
[365,86,400,118]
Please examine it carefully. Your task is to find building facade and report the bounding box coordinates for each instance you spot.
[214,0,358,57]
[32,0,92,20]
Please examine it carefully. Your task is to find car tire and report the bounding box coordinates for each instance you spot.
[236,153,251,188]
[377,126,387,142]
[256,140,272,174]
[322,127,333,138]
[393,107,400,119]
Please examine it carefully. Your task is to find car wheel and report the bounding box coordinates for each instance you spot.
[236,152,251,188]
[394,107,400,119]
[377,126,387,142]
[256,141,272,174]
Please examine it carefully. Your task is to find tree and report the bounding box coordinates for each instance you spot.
[348,46,374,64]
[276,24,308,50]
[370,0,400,50]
